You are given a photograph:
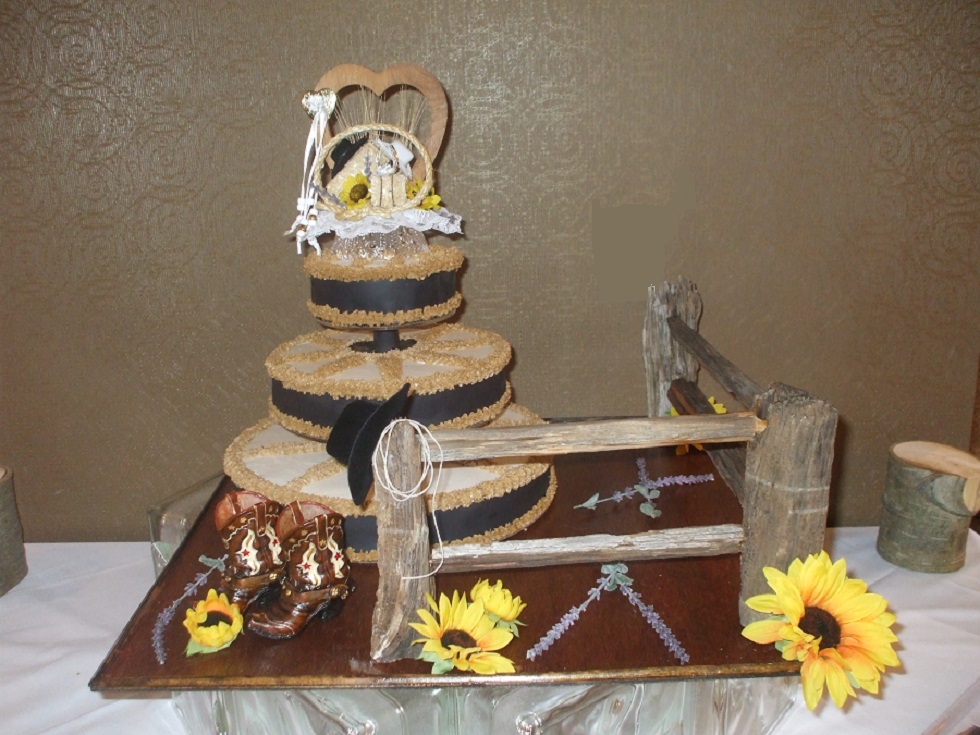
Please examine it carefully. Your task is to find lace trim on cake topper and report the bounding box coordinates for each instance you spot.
[295,206,462,247]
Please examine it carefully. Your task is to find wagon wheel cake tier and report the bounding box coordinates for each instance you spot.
[224,405,556,561]
[266,323,514,440]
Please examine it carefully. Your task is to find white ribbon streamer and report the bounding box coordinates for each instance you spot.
[293,89,337,254]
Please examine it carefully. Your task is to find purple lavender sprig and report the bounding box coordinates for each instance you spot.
[151,555,226,665]
[525,562,688,666]
[574,469,714,512]
[525,570,611,661]
[619,581,689,664]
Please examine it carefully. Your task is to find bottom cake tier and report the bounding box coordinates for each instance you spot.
[223,405,556,561]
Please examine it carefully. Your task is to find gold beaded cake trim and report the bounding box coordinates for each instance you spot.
[428,384,512,429]
[307,293,462,330]
[304,244,464,283]
[266,323,512,400]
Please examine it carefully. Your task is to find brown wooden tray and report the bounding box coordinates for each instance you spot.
[91,447,796,690]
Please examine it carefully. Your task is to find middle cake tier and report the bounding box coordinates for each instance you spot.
[267,323,513,440]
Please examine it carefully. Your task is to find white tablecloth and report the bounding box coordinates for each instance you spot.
[1,530,978,734]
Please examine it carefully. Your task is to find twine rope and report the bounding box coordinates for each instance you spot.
[371,418,445,579]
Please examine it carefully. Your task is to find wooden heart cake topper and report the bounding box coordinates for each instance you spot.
[312,63,449,163]
[289,63,462,252]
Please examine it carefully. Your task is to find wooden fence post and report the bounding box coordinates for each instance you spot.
[370,421,435,662]
[644,278,702,418]
[739,384,837,625]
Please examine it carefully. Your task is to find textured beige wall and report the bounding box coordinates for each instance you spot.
[1,1,977,541]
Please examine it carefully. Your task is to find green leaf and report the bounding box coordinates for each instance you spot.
[497,620,520,636]
[198,555,226,572]
[574,493,600,510]
[430,658,455,675]
[613,571,634,587]
[185,639,232,657]
[639,502,661,518]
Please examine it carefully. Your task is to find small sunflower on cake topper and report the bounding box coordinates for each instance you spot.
[340,173,372,210]
[741,551,900,710]
[406,178,442,210]
[409,581,525,675]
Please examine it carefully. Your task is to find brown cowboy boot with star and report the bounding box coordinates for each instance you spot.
[248,500,352,639]
[214,490,285,610]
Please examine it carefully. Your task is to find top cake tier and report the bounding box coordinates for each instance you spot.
[286,65,465,329]
[304,241,464,330]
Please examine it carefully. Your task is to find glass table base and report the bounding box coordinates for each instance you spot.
[172,677,796,735]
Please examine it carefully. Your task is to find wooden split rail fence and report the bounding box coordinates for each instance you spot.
[370,278,838,663]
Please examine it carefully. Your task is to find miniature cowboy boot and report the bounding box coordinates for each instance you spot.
[248,501,351,639]
[214,490,285,610]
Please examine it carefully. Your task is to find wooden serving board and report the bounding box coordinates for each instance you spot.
[91,448,796,690]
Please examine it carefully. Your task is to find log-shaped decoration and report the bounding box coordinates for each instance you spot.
[739,384,837,625]
[0,464,28,597]
[876,441,980,573]
[370,422,435,662]
[644,278,702,418]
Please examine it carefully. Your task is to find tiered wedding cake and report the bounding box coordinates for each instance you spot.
[223,64,555,560]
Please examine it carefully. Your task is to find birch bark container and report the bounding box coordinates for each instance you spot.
[877,442,980,573]
[0,464,28,595]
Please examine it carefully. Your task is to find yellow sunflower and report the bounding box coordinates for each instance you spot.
[470,579,526,635]
[406,178,442,210]
[340,173,371,210]
[183,589,243,654]
[670,397,726,454]
[409,591,515,675]
[742,551,900,710]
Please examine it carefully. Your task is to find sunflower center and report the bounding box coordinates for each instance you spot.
[203,611,233,628]
[799,606,841,649]
[350,183,368,202]
[440,628,477,649]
